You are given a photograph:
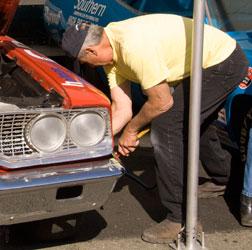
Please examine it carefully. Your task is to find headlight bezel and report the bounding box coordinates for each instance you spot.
[25,113,67,153]
[69,111,106,148]
[24,108,109,154]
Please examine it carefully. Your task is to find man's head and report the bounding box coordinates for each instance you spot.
[62,22,113,66]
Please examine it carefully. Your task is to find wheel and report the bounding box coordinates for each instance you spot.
[229,94,252,161]
[240,105,252,163]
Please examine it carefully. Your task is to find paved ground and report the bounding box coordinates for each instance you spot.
[1,136,251,250]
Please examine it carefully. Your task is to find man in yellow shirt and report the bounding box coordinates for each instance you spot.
[62,14,249,243]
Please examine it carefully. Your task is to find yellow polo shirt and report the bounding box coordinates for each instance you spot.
[104,14,236,89]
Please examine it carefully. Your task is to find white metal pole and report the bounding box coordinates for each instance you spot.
[186,0,205,248]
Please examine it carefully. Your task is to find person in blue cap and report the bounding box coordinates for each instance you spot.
[61,14,249,243]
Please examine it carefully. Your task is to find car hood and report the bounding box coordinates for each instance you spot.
[0,0,19,36]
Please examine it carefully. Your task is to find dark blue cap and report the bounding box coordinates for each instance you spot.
[62,22,90,59]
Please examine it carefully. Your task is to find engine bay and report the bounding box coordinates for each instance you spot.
[0,53,63,109]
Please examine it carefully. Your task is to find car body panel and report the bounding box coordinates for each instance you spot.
[43,0,194,44]
[1,36,111,109]
[0,0,20,36]
[206,0,252,144]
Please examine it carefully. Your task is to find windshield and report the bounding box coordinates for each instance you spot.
[206,0,252,32]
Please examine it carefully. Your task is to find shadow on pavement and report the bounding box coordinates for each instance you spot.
[6,210,107,249]
[114,147,168,223]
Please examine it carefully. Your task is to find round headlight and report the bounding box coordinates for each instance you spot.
[70,112,105,147]
[26,114,67,153]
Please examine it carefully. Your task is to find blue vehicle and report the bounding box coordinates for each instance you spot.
[42,0,194,43]
[43,0,252,161]
[205,0,252,163]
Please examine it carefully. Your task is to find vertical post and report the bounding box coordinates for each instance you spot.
[186,0,205,248]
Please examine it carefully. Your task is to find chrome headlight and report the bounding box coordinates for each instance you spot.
[25,114,67,153]
[69,111,106,147]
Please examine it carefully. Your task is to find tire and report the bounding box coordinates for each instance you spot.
[240,105,252,163]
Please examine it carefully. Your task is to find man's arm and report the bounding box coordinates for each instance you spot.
[118,80,174,156]
[110,80,133,135]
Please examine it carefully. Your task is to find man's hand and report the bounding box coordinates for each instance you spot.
[118,127,140,156]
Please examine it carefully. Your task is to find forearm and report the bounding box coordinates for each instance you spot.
[125,96,173,135]
[110,81,133,135]
[112,102,133,135]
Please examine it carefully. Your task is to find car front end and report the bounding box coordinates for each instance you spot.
[0,0,124,226]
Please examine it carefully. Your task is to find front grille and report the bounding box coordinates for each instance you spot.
[0,113,37,156]
[0,108,112,169]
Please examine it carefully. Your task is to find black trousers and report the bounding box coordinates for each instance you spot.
[150,43,249,223]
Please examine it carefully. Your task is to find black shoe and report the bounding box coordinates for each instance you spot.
[240,194,252,227]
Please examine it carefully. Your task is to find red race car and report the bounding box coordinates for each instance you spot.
[0,0,124,231]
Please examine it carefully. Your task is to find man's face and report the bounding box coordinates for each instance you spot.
[78,55,98,67]
[78,55,103,66]
[78,46,113,66]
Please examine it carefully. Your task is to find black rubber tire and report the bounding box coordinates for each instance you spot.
[239,105,252,163]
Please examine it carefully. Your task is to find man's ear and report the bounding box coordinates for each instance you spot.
[84,47,98,56]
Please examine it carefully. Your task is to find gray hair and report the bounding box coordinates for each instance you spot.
[78,23,104,58]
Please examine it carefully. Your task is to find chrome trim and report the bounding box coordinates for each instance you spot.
[0,107,112,169]
[25,113,67,153]
[69,111,106,147]
[0,158,123,190]
[0,157,124,225]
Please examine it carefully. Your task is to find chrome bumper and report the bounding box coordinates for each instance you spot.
[0,157,124,225]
